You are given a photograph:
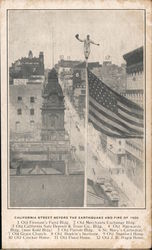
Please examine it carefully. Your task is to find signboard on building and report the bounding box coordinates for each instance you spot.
[13,78,28,85]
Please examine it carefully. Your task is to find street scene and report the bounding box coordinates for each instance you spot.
[9,10,144,207]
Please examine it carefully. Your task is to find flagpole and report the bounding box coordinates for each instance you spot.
[84,58,88,207]
[75,34,100,207]
[52,26,54,67]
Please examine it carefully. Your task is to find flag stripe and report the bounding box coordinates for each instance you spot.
[117,93,143,111]
[117,111,143,128]
[89,110,133,136]
[118,104,143,119]
[89,104,143,135]
[117,101,143,116]
[89,97,143,127]
[88,115,143,139]
[90,100,143,130]
[89,107,129,134]
[88,114,121,137]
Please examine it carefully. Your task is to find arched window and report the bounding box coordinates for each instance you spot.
[15,121,20,131]
[30,120,34,130]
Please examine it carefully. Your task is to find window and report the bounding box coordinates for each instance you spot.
[30,109,34,115]
[118,156,121,165]
[15,121,20,131]
[133,77,136,81]
[17,109,22,115]
[18,96,22,101]
[30,120,34,129]
[30,96,35,103]
[79,145,84,151]
[81,89,85,94]
[30,120,34,125]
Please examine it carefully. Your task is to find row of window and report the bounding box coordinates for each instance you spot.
[18,96,35,103]
[124,93,143,99]
[17,108,34,115]
[16,120,34,125]
[126,141,143,158]
[129,71,143,76]
[15,120,35,131]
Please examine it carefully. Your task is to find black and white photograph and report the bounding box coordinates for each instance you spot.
[8,9,145,208]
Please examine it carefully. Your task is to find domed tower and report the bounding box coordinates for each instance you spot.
[41,68,65,141]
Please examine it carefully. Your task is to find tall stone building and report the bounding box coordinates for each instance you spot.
[9,83,43,141]
[122,46,144,190]
[9,51,45,141]
[102,49,144,191]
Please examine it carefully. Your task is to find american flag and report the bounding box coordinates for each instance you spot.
[88,70,144,138]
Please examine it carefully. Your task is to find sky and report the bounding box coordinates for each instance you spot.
[8,10,144,68]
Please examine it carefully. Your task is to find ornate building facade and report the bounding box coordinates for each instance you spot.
[123,47,143,107]
[122,47,144,190]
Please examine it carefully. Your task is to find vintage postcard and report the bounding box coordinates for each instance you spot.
[1,0,151,249]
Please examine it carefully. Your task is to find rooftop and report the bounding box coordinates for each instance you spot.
[123,46,143,62]
[58,59,81,68]
[74,61,102,69]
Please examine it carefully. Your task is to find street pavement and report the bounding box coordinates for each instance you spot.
[10,175,84,207]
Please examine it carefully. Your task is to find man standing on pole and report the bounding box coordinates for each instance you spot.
[75,34,100,206]
[75,34,100,59]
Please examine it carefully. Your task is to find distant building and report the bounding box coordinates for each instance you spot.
[72,62,86,118]
[123,46,143,107]
[56,59,82,96]
[9,51,44,84]
[72,62,102,118]
[57,59,81,76]
[101,60,126,93]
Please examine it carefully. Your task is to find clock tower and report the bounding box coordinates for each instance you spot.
[41,68,65,141]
